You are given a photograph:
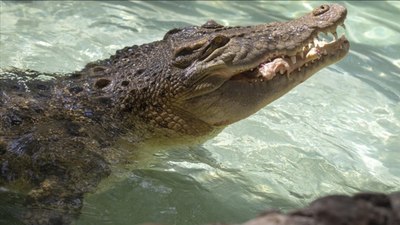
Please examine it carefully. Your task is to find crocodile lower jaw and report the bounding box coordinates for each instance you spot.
[230,30,349,82]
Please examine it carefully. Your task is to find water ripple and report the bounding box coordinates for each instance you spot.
[1,1,399,225]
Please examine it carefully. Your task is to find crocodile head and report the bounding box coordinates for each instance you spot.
[121,4,349,142]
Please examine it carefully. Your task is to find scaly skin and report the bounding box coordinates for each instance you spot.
[0,4,349,225]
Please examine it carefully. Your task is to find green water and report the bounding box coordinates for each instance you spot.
[1,1,399,225]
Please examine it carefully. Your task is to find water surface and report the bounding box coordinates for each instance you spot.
[1,1,399,225]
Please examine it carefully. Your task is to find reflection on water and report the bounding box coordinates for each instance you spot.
[1,1,399,225]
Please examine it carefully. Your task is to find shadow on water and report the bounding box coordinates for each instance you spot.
[79,169,250,225]
[77,145,305,225]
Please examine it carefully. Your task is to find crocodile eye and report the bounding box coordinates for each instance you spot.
[173,42,206,68]
[174,43,203,58]
[163,28,182,40]
[313,5,330,16]
[172,35,230,68]
[199,35,230,60]
[201,20,224,29]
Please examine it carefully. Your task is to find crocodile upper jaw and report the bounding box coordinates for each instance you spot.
[176,4,350,129]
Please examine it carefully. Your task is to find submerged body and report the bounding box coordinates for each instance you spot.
[0,4,349,224]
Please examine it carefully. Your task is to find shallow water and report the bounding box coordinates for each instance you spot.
[1,1,399,225]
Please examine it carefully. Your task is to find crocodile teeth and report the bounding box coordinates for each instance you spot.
[254,27,346,83]
[313,38,320,47]
[290,56,297,64]
[305,47,320,60]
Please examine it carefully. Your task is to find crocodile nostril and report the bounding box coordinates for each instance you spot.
[313,5,330,16]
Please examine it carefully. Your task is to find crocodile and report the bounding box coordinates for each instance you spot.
[0,4,349,225]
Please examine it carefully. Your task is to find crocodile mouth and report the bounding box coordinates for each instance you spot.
[230,25,349,82]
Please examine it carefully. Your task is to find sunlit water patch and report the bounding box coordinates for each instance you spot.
[1,1,399,225]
